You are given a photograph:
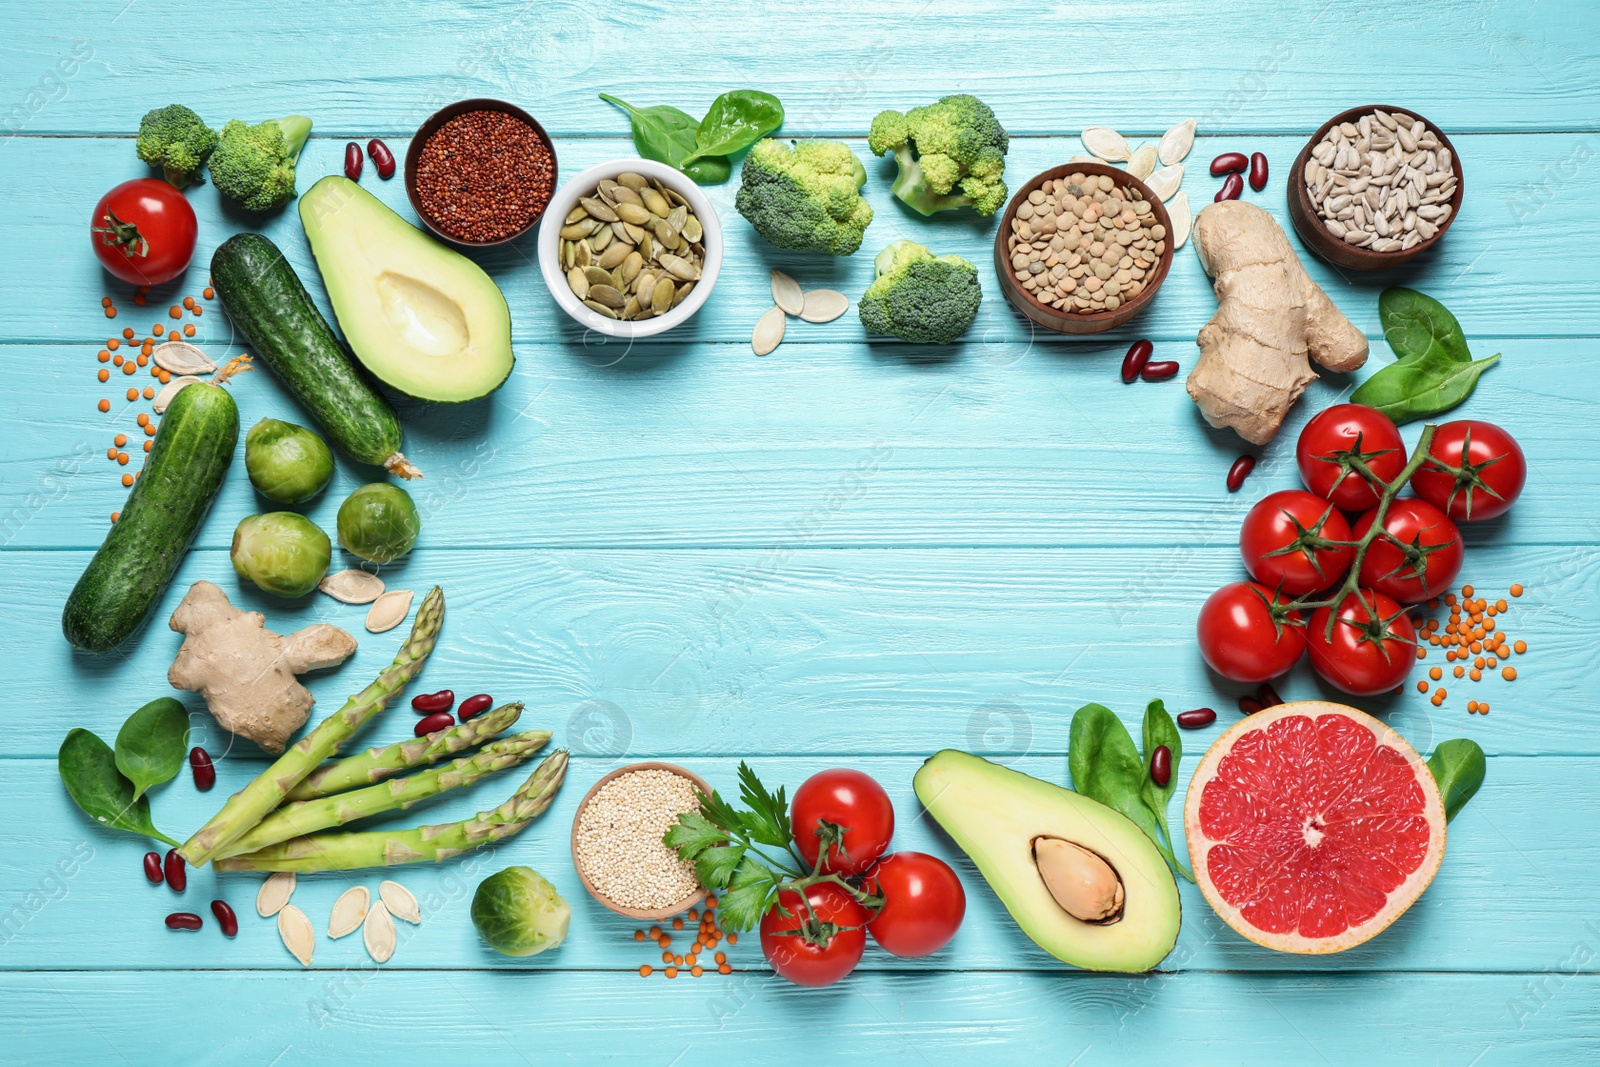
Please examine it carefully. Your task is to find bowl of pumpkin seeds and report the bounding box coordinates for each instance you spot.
[538,159,722,337]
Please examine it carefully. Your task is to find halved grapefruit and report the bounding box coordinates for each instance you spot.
[1184,701,1445,954]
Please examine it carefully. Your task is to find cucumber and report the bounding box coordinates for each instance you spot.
[211,233,418,478]
[62,382,238,652]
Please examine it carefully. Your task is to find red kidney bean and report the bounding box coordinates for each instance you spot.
[143,851,164,885]
[1209,151,1248,176]
[368,138,396,180]
[189,746,215,791]
[1140,360,1180,382]
[1248,151,1269,191]
[1226,455,1256,492]
[457,693,494,721]
[1215,173,1244,202]
[1238,695,1264,715]
[1176,707,1217,729]
[344,141,364,181]
[1120,339,1153,383]
[211,900,239,938]
[411,689,455,714]
[415,711,456,737]
[1257,682,1284,708]
[164,849,187,892]
[1149,745,1172,788]
[165,912,203,931]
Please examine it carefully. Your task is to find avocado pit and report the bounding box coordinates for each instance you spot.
[1032,836,1125,924]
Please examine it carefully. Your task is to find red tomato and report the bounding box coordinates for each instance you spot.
[865,852,966,958]
[1239,489,1356,595]
[1354,498,1465,603]
[759,883,868,987]
[1306,589,1417,696]
[90,178,197,287]
[1410,420,1527,522]
[1296,404,1407,510]
[791,769,894,876]
[1196,581,1306,683]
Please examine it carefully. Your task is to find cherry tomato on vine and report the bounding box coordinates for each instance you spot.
[791,769,895,876]
[1296,404,1407,511]
[865,852,966,958]
[1239,489,1356,595]
[759,883,869,987]
[1306,589,1417,696]
[90,178,197,287]
[1196,581,1306,683]
[1353,498,1464,603]
[1410,420,1527,522]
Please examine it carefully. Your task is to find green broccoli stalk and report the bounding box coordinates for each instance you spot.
[207,115,313,213]
[735,138,874,255]
[867,95,1009,216]
[858,241,982,344]
[135,105,219,189]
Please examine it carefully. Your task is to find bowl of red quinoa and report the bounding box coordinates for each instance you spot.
[570,761,712,920]
[404,98,557,247]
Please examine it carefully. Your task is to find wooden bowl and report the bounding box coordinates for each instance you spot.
[993,162,1175,335]
[569,761,712,921]
[1286,105,1463,270]
[404,98,558,248]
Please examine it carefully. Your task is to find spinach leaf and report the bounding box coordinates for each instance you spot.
[114,697,189,800]
[1138,699,1193,881]
[58,728,180,846]
[683,90,784,165]
[598,94,732,184]
[1350,287,1500,425]
[1379,287,1471,365]
[1068,703,1190,880]
[1426,738,1486,822]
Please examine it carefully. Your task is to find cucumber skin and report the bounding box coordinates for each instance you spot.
[62,382,238,653]
[211,233,404,468]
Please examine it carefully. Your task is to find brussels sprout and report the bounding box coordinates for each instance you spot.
[245,418,334,505]
[231,513,332,597]
[471,866,570,957]
[337,483,420,563]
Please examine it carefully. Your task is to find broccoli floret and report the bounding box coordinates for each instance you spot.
[207,115,313,213]
[735,138,874,255]
[135,105,218,189]
[867,95,1009,216]
[858,240,982,344]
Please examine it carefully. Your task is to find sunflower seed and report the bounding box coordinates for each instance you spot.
[319,568,384,604]
[771,271,804,315]
[366,589,413,633]
[1081,126,1130,162]
[363,901,396,963]
[799,289,849,323]
[1126,144,1159,180]
[753,306,786,355]
[380,880,421,924]
[1158,119,1196,165]
[1145,164,1183,201]
[152,341,215,375]
[256,872,295,917]
[329,886,369,938]
[278,904,314,966]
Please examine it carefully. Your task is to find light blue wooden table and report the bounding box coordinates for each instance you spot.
[3,1,1598,1062]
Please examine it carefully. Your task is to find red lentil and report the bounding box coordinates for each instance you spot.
[414,109,555,242]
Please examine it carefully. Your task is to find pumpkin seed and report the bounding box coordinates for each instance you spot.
[1127,144,1159,180]
[1158,119,1196,166]
[673,281,693,308]
[653,218,680,250]
[562,240,575,270]
[616,171,647,191]
[1081,127,1131,162]
[579,196,618,222]
[753,305,786,355]
[597,242,630,270]
[256,872,295,917]
[596,178,622,202]
[616,202,653,226]
[1167,191,1192,250]
[659,253,699,281]
[587,284,626,309]
[771,270,803,315]
[666,205,688,233]
[799,289,849,323]
[380,880,421,924]
[622,222,646,245]
[328,885,369,938]
[363,900,396,964]
[583,266,614,287]
[152,375,201,414]
[611,184,643,207]
[574,240,592,268]
[590,224,614,253]
[583,299,620,319]
[560,221,596,240]
[640,188,671,216]
[365,589,413,633]
[619,251,644,285]
[646,276,673,315]
[564,205,588,226]
[318,568,384,604]
[152,340,215,375]
[277,904,314,966]
[682,215,702,243]
[567,267,591,301]
[563,175,706,320]
[1145,164,1183,202]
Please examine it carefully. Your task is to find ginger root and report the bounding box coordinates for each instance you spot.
[167,581,357,754]
[1187,201,1368,445]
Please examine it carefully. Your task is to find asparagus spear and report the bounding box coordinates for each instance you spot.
[214,749,568,873]
[214,730,552,860]
[181,586,445,866]
[284,703,531,801]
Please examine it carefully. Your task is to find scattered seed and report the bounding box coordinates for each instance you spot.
[770,270,804,315]
[380,880,421,924]
[1176,708,1217,729]
[1126,144,1160,180]
[1167,191,1192,249]
[329,886,370,938]
[752,306,786,355]
[152,340,215,375]
[1144,164,1183,202]
[278,904,315,966]
[1249,152,1269,191]
[799,289,849,324]
[1227,455,1257,492]
[1081,126,1131,162]
[1158,119,1196,166]
[165,912,202,931]
[319,568,385,604]
[211,900,239,938]
[363,901,397,963]
[257,872,295,917]
[152,374,201,414]
[366,589,413,633]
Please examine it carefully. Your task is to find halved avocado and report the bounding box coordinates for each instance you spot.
[914,749,1180,973]
[299,176,513,403]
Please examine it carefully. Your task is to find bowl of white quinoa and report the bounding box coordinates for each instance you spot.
[570,762,711,920]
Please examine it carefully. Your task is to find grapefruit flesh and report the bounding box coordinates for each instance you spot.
[1184,701,1445,954]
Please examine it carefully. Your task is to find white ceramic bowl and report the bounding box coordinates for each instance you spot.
[537,158,722,338]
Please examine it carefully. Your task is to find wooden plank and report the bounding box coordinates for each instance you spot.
[5,0,1600,134]
[1,754,1592,975]
[7,131,1600,347]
